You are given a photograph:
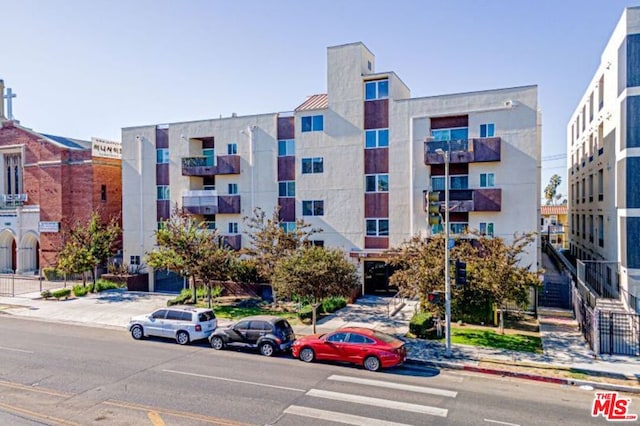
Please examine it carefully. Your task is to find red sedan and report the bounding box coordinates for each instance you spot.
[291,327,407,371]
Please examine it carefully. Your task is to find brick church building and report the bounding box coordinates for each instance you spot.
[0,80,121,274]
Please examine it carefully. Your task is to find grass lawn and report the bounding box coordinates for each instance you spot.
[213,305,300,323]
[450,327,543,353]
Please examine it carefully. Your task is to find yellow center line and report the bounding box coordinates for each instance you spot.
[0,379,72,397]
[0,400,80,425]
[104,400,250,426]
[148,410,166,426]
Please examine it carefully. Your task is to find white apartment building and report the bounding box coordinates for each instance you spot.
[122,42,541,292]
[568,7,640,313]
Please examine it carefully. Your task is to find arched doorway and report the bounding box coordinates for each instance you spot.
[19,232,39,274]
[0,230,16,273]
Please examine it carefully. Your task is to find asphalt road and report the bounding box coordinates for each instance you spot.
[0,316,628,425]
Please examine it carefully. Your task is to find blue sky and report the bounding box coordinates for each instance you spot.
[2,1,638,197]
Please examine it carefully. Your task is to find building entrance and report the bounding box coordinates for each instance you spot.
[363,261,397,295]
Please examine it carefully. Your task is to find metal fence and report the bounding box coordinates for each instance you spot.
[598,310,640,356]
[572,286,595,350]
[0,275,68,297]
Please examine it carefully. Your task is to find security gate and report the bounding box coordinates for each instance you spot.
[0,276,14,296]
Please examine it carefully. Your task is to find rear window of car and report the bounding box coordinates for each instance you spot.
[372,330,401,344]
[198,310,216,322]
[275,320,293,334]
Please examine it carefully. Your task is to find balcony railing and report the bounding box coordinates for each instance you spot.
[423,188,501,213]
[424,137,501,165]
[0,193,27,209]
[182,155,240,176]
[542,225,565,235]
[222,234,242,251]
[182,191,242,215]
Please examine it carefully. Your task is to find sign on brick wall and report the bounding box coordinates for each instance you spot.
[92,137,122,159]
[39,221,59,233]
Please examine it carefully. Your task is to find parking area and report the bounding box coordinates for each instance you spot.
[0,275,70,297]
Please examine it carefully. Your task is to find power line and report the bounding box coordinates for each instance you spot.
[542,153,567,161]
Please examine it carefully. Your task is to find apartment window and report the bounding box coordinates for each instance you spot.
[572,183,575,203]
[598,75,604,110]
[301,157,323,174]
[309,240,324,247]
[227,143,238,155]
[227,183,238,195]
[479,222,494,236]
[278,181,295,197]
[157,222,166,231]
[581,178,586,203]
[228,222,238,234]
[480,123,495,137]
[302,200,324,216]
[431,176,445,191]
[450,223,468,234]
[203,221,216,230]
[588,215,594,243]
[365,129,389,148]
[366,219,389,236]
[365,174,389,192]
[278,139,295,156]
[156,185,170,200]
[101,184,107,202]
[480,173,495,188]
[203,148,215,166]
[588,175,594,202]
[582,106,586,131]
[576,215,580,237]
[130,255,140,266]
[364,79,389,100]
[589,92,594,122]
[367,61,372,71]
[156,148,169,164]
[582,214,586,238]
[450,175,469,189]
[598,169,604,201]
[280,222,296,233]
[431,127,468,141]
[301,115,324,132]
[598,215,604,247]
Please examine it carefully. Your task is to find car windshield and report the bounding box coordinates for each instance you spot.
[371,330,401,344]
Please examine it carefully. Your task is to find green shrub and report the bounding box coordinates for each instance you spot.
[41,289,52,299]
[43,267,62,281]
[322,296,347,313]
[95,279,122,292]
[52,288,72,300]
[167,289,192,306]
[73,285,88,297]
[409,311,437,339]
[298,304,324,321]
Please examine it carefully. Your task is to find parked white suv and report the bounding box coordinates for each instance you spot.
[128,307,217,345]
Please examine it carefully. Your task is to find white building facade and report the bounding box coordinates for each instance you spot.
[567,7,640,313]
[123,42,541,292]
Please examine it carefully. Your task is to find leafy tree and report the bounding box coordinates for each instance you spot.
[544,174,562,205]
[146,208,236,304]
[57,212,120,289]
[243,207,321,283]
[272,246,358,333]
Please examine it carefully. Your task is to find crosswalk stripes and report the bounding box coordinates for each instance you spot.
[282,374,457,425]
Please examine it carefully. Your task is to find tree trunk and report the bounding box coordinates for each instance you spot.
[312,302,321,334]
[191,276,197,304]
[90,267,97,291]
[207,283,212,309]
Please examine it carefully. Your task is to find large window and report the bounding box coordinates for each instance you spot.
[280,222,296,233]
[157,185,170,200]
[365,174,389,192]
[366,219,389,236]
[365,129,389,148]
[365,79,389,100]
[480,173,495,188]
[301,115,324,132]
[598,215,604,247]
[431,127,468,141]
[598,169,604,201]
[156,148,169,164]
[302,157,323,174]
[302,200,324,216]
[278,139,295,156]
[450,223,468,234]
[588,174,594,202]
[480,123,495,137]
[278,181,295,197]
[203,148,215,166]
[431,175,468,190]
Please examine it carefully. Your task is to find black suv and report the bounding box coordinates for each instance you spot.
[209,315,295,357]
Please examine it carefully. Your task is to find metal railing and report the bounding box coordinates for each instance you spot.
[387,291,405,318]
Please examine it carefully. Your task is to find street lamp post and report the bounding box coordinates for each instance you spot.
[435,146,452,358]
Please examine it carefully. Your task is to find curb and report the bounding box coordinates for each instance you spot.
[405,358,640,393]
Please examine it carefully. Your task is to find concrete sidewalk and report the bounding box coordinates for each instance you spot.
[1,288,639,392]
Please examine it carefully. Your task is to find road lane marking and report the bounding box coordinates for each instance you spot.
[162,369,306,393]
[306,389,448,417]
[148,410,166,425]
[104,400,249,426]
[0,400,80,425]
[0,345,33,354]
[0,379,72,397]
[328,374,457,398]
[484,419,520,426]
[284,405,413,426]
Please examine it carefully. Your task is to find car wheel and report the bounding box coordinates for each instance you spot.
[299,347,315,363]
[130,325,144,340]
[176,330,190,345]
[210,336,225,350]
[260,342,275,357]
[363,355,381,372]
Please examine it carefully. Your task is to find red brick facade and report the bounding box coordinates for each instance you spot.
[0,120,122,271]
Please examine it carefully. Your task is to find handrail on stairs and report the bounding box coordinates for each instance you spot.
[388,291,405,318]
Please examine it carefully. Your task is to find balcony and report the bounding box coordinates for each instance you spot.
[182,190,241,215]
[222,234,242,251]
[182,155,240,176]
[424,137,501,165]
[542,225,565,235]
[0,193,27,209]
[423,188,501,212]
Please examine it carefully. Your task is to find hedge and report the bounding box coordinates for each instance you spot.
[51,288,72,300]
